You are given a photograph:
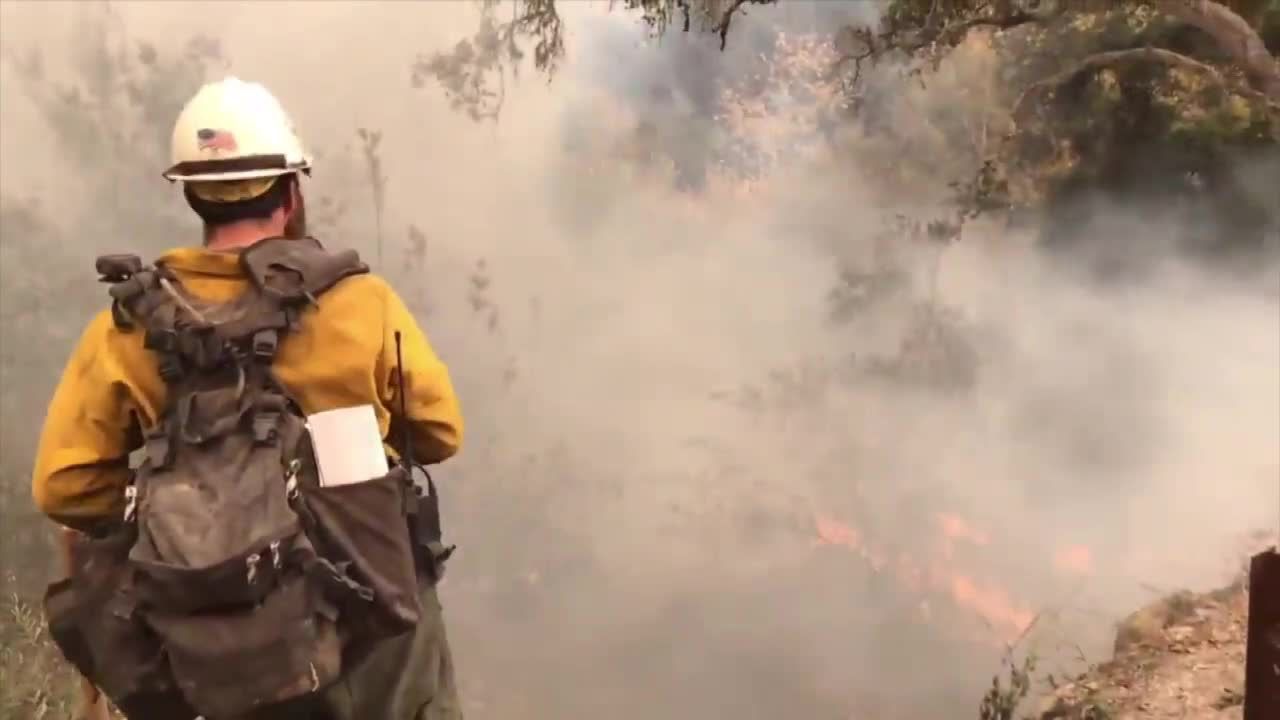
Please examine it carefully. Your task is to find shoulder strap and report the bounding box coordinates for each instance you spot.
[97,238,368,352]
[94,239,369,405]
[97,254,220,382]
[240,236,369,306]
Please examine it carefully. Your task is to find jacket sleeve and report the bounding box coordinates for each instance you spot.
[32,311,143,531]
[377,284,464,465]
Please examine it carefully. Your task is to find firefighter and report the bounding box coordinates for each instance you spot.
[33,77,465,720]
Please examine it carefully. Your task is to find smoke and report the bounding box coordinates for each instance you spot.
[1,2,1277,718]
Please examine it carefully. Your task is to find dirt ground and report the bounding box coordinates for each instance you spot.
[1034,580,1249,719]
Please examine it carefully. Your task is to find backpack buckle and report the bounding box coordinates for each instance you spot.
[252,329,279,362]
[158,355,185,383]
[144,329,178,353]
[144,432,173,470]
[284,459,302,502]
[123,485,138,522]
[246,552,261,585]
[252,411,280,445]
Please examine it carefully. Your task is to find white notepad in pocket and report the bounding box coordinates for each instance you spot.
[306,404,389,487]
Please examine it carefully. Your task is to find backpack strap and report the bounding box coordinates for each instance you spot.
[98,256,204,385]
[96,239,368,369]
[93,239,371,487]
[98,256,197,472]
[195,236,370,359]
[239,236,369,308]
[243,238,369,455]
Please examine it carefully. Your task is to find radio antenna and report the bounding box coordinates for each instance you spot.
[394,330,414,470]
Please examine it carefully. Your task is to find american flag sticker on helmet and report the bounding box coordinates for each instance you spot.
[197,128,238,153]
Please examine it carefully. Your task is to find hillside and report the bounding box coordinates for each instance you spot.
[1034,578,1249,719]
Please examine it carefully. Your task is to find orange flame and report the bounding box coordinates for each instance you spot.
[935,512,990,546]
[815,515,862,550]
[947,575,1035,637]
[1053,544,1093,576]
[815,513,1040,645]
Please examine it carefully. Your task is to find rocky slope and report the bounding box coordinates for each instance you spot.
[1035,579,1249,719]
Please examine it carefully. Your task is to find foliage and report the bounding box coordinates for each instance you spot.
[415,0,1277,116]
[413,0,778,120]
[410,0,569,121]
[418,0,1279,259]
[822,214,981,393]
[993,4,1279,198]
[978,652,1038,720]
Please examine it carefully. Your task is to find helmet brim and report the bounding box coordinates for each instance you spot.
[164,167,308,182]
[162,154,311,183]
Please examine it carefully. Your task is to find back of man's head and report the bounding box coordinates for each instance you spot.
[163,77,312,250]
[184,173,307,248]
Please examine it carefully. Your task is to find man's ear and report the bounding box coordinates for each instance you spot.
[281,176,298,215]
[281,175,309,239]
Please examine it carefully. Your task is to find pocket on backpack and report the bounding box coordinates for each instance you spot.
[149,569,342,719]
[296,466,422,641]
[130,429,305,613]
[48,528,189,715]
[44,577,94,678]
[134,530,298,613]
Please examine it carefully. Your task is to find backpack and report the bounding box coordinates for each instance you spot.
[44,236,448,720]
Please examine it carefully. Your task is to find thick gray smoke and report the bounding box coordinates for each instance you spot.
[1,2,1276,719]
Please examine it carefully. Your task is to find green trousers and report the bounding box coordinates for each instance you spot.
[241,585,463,720]
[324,585,462,720]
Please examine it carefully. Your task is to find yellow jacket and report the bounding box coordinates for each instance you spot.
[32,246,464,529]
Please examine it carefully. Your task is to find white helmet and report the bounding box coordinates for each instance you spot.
[163,77,311,183]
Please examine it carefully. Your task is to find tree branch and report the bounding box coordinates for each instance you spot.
[1156,0,1280,102]
[925,9,1042,49]
[713,0,766,51]
[833,0,1058,83]
[716,0,752,51]
[833,45,876,88]
[1011,46,1230,118]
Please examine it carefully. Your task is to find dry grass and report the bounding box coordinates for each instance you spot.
[0,579,79,720]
